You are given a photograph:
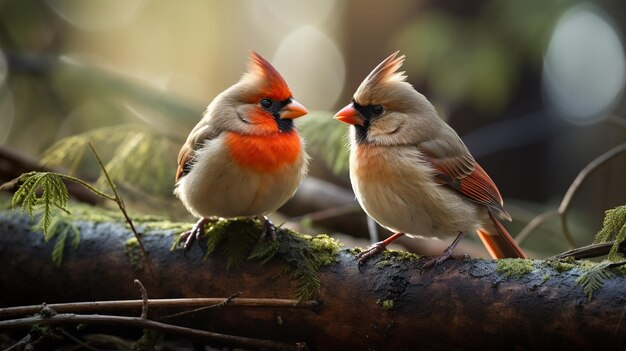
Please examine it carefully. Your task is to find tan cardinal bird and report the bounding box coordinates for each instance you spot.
[175,51,309,247]
[334,52,526,267]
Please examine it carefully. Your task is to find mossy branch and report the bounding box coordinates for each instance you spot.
[2,143,149,269]
[2,211,626,350]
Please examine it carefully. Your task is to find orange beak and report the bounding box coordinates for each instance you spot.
[279,99,309,119]
[333,103,364,126]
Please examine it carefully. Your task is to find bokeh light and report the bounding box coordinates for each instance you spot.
[273,26,345,110]
[46,0,148,31]
[543,2,626,124]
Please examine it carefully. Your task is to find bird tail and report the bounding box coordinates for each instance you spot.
[476,211,527,259]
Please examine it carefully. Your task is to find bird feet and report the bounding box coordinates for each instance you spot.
[421,252,469,271]
[179,218,209,252]
[421,232,467,271]
[356,241,388,266]
[257,216,277,241]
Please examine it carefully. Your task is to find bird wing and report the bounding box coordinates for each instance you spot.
[176,123,220,182]
[420,140,510,221]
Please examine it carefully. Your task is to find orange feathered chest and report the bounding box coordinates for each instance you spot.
[226,131,301,173]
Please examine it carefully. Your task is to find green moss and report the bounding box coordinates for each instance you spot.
[376,298,395,310]
[309,234,341,266]
[545,259,576,273]
[542,274,550,283]
[125,237,143,270]
[345,247,362,256]
[376,260,393,269]
[496,258,534,278]
[381,249,420,262]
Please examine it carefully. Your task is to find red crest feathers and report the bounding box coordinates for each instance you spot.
[247,51,292,101]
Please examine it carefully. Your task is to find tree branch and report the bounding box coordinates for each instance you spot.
[1,211,626,349]
[0,313,296,350]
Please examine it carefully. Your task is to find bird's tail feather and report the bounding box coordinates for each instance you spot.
[476,211,527,259]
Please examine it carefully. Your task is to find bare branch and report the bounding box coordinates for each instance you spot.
[605,116,626,130]
[516,143,626,249]
[133,279,148,319]
[0,298,318,319]
[0,313,297,350]
[159,291,242,321]
[516,209,559,244]
[558,143,626,247]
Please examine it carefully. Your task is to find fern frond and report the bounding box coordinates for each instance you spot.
[221,222,260,269]
[248,240,280,265]
[199,217,341,300]
[13,172,71,236]
[575,261,617,300]
[52,226,70,267]
[593,205,626,261]
[41,136,89,175]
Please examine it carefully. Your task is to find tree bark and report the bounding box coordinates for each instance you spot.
[0,210,624,350]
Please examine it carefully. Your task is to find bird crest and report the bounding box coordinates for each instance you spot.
[354,51,407,102]
[246,51,292,101]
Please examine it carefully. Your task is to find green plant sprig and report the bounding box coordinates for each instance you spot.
[4,142,150,270]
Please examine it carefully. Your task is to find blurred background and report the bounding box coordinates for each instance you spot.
[0,0,625,259]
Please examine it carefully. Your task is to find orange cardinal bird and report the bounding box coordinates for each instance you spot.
[334,52,526,267]
[175,51,309,247]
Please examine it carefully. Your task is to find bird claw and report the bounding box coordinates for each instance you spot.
[258,216,277,241]
[180,218,208,254]
[356,241,388,267]
[421,252,469,272]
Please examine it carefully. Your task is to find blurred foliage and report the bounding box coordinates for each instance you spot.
[297,111,350,174]
[593,205,626,261]
[42,125,176,197]
[395,0,567,113]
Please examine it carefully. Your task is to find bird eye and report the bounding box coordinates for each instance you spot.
[260,98,272,109]
[372,105,384,116]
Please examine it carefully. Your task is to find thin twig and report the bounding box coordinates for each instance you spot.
[0,313,296,350]
[160,292,241,321]
[516,143,626,249]
[558,143,626,248]
[515,210,559,245]
[605,116,626,130]
[0,298,318,319]
[134,279,148,319]
[87,142,150,266]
